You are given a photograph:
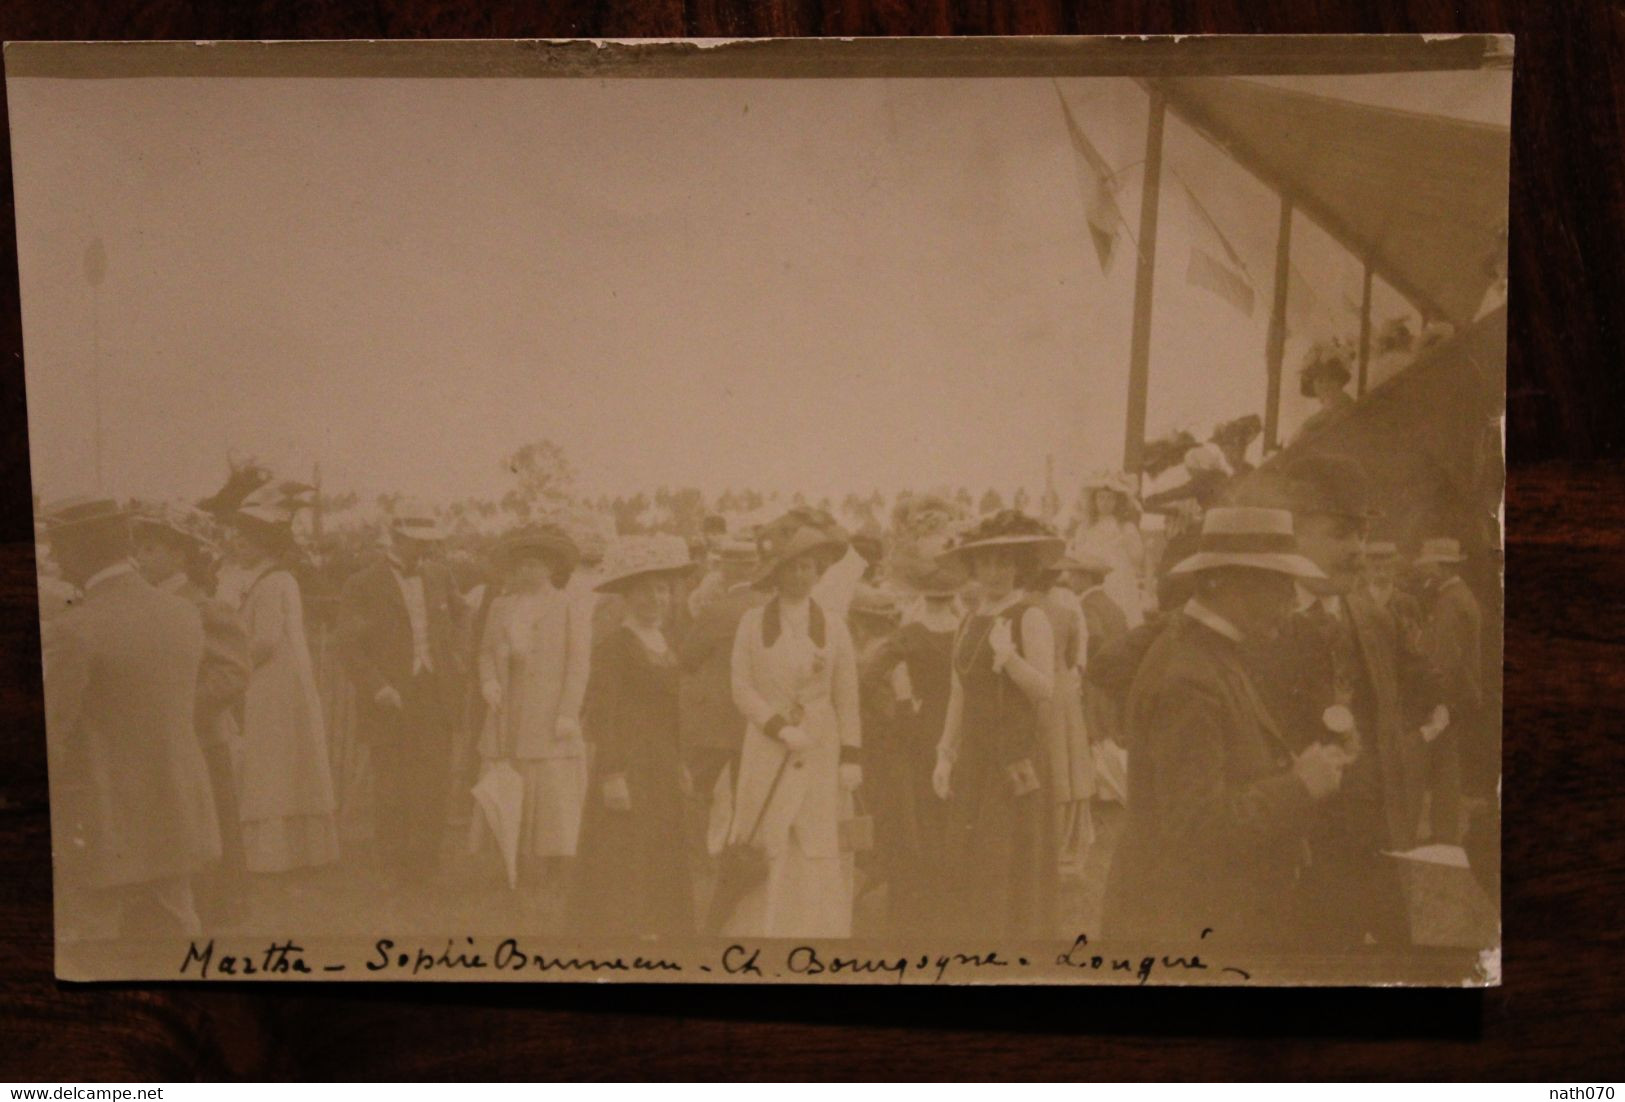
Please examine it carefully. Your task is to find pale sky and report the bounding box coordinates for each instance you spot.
[8,66,1510,509]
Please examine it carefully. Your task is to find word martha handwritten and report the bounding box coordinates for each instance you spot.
[178,932,1251,984]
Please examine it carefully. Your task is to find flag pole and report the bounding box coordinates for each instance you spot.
[1123,88,1166,481]
[1263,194,1294,453]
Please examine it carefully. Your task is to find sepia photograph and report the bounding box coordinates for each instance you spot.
[6,35,1509,986]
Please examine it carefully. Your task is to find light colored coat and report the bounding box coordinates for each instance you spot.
[43,568,220,888]
[729,598,860,860]
[237,568,337,823]
[477,587,591,760]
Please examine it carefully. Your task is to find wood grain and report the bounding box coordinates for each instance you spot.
[3,1,1623,1080]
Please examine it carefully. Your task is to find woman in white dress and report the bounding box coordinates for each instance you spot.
[1071,471,1146,628]
[473,524,591,886]
[225,485,340,875]
[725,509,862,938]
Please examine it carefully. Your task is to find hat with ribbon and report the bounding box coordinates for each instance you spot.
[714,535,761,564]
[595,534,698,595]
[1053,549,1116,578]
[848,586,903,625]
[497,523,581,572]
[1168,506,1326,579]
[1363,540,1402,562]
[132,500,222,557]
[1414,537,1468,565]
[752,507,849,589]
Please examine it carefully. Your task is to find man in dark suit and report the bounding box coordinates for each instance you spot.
[1414,537,1485,842]
[1102,507,1346,946]
[678,537,765,846]
[42,498,221,939]
[131,504,251,925]
[1257,455,1447,949]
[336,503,466,887]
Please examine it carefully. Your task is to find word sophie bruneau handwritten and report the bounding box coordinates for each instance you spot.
[6,35,1509,986]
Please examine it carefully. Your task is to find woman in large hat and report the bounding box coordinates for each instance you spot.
[932,509,1062,939]
[1290,338,1357,446]
[471,523,589,886]
[568,535,698,938]
[1070,470,1146,629]
[722,508,862,938]
[221,479,340,876]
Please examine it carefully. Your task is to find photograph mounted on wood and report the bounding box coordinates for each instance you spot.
[4,35,1509,985]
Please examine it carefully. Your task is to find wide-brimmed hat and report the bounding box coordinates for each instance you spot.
[595,534,697,595]
[1414,537,1467,565]
[497,523,580,572]
[389,499,447,543]
[131,501,221,557]
[752,508,849,589]
[233,478,314,528]
[1279,453,1381,522]
[940,509,1065,568]
[39,496,127,537]
[1168,506,1325,579]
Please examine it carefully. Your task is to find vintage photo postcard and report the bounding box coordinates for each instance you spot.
[6,35,1508,985]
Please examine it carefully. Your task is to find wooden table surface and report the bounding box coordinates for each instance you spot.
[3,1,1624,1081]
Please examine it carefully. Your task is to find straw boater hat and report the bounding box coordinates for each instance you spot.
[1168,506,1325,579]
[497,522,580,572]
[389,499,447,543]
[848,586,902,625]
[1363,540,1401,562]
[752,507,849,589]
[1414,537,1467,566]
[595,534,698,595]
[940,509,1065,568]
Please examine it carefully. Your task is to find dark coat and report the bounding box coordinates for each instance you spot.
[43,570,221,888]
[1102,611,1314,945]
[571,626,692,938]
[1261,590,1441,851]
[336,556,466,736]
[1422,577,1484,719]
[676,582,764,755]
[174,579,250,736]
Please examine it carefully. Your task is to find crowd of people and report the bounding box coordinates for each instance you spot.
[37,449,1494,950]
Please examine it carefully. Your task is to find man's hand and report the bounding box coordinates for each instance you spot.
[1293,743,1347,801]
[932,755,953,800]
[777,725,813,752]
[602,773,632,812]
[480,679,502,709]
[375,685,403,710]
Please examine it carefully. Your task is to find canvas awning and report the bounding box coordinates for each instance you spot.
[1155,76,1510,327]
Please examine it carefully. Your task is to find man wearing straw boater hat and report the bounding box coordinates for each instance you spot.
[131,502,251,924]
[1101,506,1346,946]
[1413,536,1485,843]
[677,535,767,851]
[336,499,467,890]
[1260,454,1449,949]
[39,497,221,938]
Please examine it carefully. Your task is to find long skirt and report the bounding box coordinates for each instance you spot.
[468,756,588,860]
[723,833,853,939]
[242,813,339,874]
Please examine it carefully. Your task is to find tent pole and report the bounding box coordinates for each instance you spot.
[1123,88,1166,479]
[1357,261,1374,397]
[1263,194,1293,452]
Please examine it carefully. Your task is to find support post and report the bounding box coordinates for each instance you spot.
[1357,261,1374,397]
[1123,88,1166,478]
[1263,194,1294,452]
